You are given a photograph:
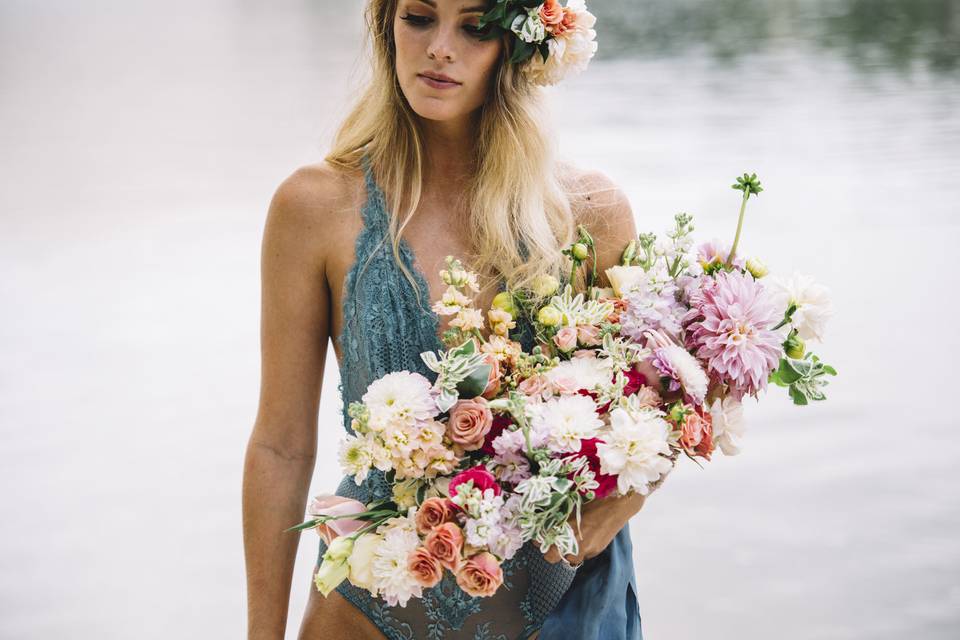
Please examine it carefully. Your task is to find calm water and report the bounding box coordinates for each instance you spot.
[1,1,958,638]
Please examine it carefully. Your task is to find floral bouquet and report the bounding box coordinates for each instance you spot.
[288,173,837,605]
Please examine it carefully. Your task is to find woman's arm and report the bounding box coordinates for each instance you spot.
[242,167,335,639]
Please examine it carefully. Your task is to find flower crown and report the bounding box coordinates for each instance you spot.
[477,0,597,86]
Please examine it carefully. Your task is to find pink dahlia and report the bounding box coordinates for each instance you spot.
[683,270,781,399]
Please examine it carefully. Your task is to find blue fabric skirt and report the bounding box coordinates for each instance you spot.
[538,524,643,640]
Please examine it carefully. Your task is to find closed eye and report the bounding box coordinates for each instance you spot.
[399,13,432,26]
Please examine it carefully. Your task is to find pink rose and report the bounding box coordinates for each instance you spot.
[539,0,564,27]
[481,354,501,400]
[307,495,366,545]
[424,522,464,571]
[553,326,578,352]
[455,552,504,598]
[414,497,456,535]
[407,546,443,588]
[576,324,602,347]
[573,349,597,359]
[517,374,550,399]
[678,410,715,460]
[449,465,501,498]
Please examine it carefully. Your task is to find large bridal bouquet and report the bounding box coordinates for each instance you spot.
[289,173,837,605]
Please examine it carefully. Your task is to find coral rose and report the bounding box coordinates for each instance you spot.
[408,546,444,588]
[414,497,456,535]
[539,0,564,27]
[679,410,715,460]
[424,522,465,571]
[481,354,501,400]
[447,397,494,451]
[455,552,504,597]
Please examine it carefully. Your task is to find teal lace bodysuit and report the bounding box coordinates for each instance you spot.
[317,154,578,640]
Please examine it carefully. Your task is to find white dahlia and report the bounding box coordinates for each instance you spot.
[545,355,614,394]
[530,394,604,453]
[362,371,438,431]
[371,512,422,607]
[708,395,746,456]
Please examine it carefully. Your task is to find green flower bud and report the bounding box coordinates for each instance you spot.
[620,240,637,266]
[537,306,562,327]
[572,242,589,261]
[784,333,805,359]
[532,274,560,297]
[746,258,768,278]
[491,291,517,315]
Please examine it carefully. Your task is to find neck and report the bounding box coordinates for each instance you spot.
[418,110,480,192]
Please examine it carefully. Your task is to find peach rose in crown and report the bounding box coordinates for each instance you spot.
[554,326,578,352]
[455,552,504,597]
[539,0,564,28]
[414,497,456,535]
[446,397,494,451]
[407,546,443,588]
[425,522,465,571]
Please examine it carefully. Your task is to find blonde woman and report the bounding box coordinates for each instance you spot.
[243,1,651,639]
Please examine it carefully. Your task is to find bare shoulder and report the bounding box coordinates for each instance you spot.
[263,160,365,273]
[556,160,637,243]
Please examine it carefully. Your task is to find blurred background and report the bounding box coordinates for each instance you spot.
[2,0,958,638]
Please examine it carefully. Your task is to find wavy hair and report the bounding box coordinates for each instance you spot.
[325,0,588,310]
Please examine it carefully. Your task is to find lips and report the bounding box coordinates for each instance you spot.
[418,71,461,89]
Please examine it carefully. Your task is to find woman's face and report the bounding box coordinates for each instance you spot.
[393,0,503,123]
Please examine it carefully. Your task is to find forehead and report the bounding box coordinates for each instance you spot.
[403,0,490,12]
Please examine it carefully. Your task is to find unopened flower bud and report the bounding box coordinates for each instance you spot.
[784,333,805,359]
[532,274,560,297]
[571,243,589,261]
[537,306,562,327]
[491,291,517,315]
[746,258,768,278]
[620,240,637,266]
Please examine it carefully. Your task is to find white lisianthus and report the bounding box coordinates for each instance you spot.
[597,407,673,495]
[362,371,438,431]
[339,434,373,485]
[347,532,382,591]
[709,395,746,456]
[768,273,833,342]
[314,536,354,596]
[511,9,547,43]
[530,394,604,453]
[605,265,647,297]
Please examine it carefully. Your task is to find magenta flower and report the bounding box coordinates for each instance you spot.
[683,270,781,399]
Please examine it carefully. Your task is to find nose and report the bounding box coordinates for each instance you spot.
[426,31,454,62]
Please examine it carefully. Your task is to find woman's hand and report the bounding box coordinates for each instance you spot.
[542,491,648,566]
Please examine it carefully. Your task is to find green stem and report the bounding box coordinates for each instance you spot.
[725,192,750,267]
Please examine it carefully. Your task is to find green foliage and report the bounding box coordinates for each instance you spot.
[769,352,838,405]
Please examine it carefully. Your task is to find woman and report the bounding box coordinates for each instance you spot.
[243,1,653,638]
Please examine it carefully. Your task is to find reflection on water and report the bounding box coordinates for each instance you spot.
[1,1,957,639]
[595,0,960,74]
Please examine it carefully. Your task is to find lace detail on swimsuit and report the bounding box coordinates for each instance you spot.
[320,152,575,639]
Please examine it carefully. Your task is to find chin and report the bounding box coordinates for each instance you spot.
[408,97,465,122]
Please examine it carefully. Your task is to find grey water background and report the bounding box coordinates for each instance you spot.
[1,0,957,638]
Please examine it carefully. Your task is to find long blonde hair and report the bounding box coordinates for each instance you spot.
[325,0,581,309]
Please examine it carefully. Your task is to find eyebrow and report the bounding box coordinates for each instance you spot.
[414,0,489,14]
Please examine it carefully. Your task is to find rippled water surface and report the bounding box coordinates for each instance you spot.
[1,1,958,638]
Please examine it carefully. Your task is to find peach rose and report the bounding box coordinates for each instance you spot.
[539,0,564,27]
[553,326,578,352]
[517,373,551,399]
[480,354,501,400]
[414,497,456,535]
[407,546,443,588]
[446,397,493,451]
[576,324,602,346]
[554,6,578,36]
[455,552,503,597]
[425,522,464,571]
[679,410,715,461]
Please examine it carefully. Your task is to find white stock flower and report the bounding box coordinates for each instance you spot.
[709,395,746,456]
[339,434,373,485]
[768,273,833,342]
[597,407,673,495]
[530,394,604,453]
